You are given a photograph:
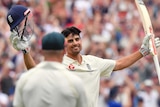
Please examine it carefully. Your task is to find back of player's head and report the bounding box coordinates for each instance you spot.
[6,5,30,31]
[61,26,81,37]
[42,32,65,51]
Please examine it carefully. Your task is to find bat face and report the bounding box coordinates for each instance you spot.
[135,0,160,84]
[135,0,152,34]
[135,0,157,55]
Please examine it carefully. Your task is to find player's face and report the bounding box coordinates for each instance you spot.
[65,34,82,56]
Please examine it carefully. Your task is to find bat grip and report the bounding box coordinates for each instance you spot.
[149,36,157,56]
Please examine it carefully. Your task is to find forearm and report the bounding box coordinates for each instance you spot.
[23,53,36,70]
[114,51,143,71]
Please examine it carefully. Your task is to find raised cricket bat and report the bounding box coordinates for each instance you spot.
[135,0,160,83]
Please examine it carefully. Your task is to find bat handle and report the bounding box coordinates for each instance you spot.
[149,36,157,55]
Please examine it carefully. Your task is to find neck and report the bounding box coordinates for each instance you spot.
[41,50,64,63]
[67,53,82,64]
[44,57,63,63]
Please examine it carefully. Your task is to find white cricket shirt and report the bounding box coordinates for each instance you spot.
[13,61,88,107]
[63,55,116,107]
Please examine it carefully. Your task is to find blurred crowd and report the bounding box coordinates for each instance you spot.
[0,0,160,107]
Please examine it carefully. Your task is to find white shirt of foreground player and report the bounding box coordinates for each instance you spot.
[13,61,88,107]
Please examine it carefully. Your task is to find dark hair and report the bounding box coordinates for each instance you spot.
[61,26,81,37]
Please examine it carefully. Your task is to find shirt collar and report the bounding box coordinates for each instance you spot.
[37,61,66,70]
[63,54,85,65]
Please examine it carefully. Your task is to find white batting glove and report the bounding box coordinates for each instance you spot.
[139,34,160,56]
[154,37,160,48]
[10,30,30,54]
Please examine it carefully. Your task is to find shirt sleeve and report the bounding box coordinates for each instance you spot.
[99,58,116,77]
[87,55,116,77]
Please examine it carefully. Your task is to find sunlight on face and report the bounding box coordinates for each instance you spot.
[65,34,82,56]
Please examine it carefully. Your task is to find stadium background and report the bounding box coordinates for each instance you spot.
[0,0,160,107]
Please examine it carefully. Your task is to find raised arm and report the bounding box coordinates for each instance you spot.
[9,32,36,70]
[23,53,36,69]
[6,5,37,70]
[114,51,142,70]
[114,34,160,71]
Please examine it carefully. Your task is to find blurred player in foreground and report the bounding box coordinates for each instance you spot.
[7,5,160,107]
[7,5,88,107]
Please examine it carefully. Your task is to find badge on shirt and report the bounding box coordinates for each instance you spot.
[68,64,75,70]
[86,64,91,71]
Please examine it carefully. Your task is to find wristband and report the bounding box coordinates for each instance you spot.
[22,47,30,54]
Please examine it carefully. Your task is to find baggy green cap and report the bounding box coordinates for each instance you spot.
[42,32,64,50]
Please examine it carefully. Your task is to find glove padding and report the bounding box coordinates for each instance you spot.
[10,31,30,53]
[154,37,160,48]
[139,34,160,56]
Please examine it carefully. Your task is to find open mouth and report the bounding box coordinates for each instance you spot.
[72,46,80,50]
[73,47,79,50]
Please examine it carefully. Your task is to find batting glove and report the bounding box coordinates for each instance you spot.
[139,34,160,56]
[154,37,160,48]
[10,30,30,54]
